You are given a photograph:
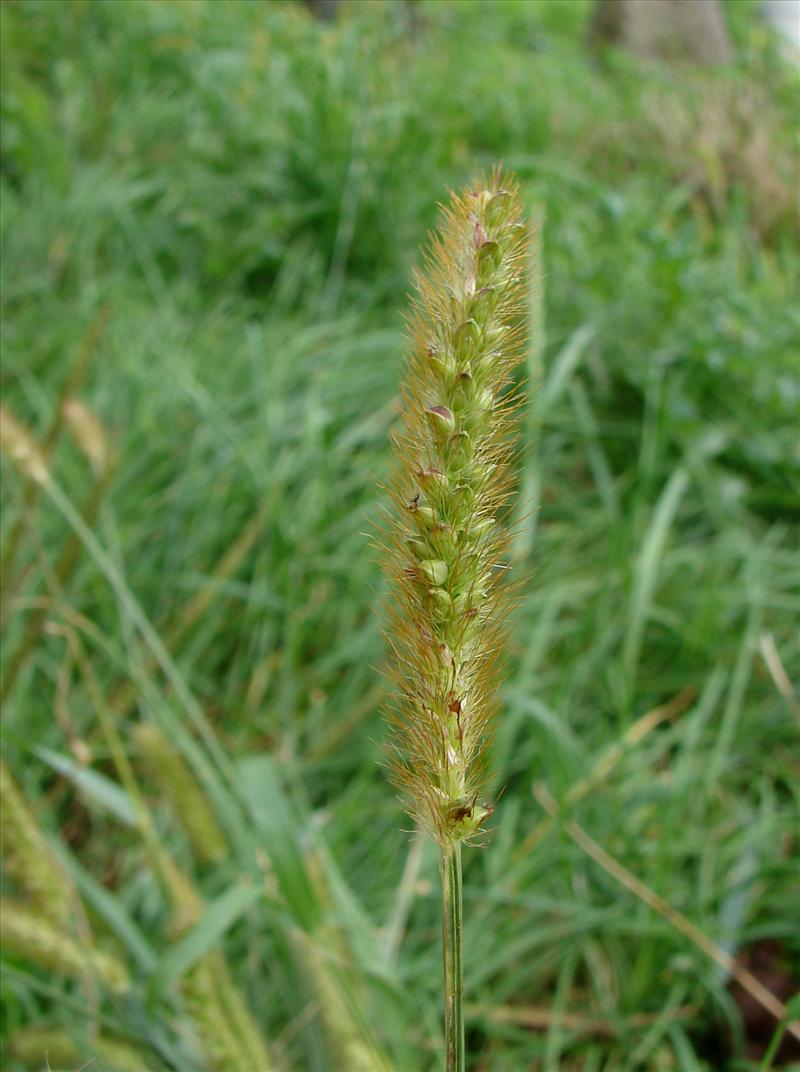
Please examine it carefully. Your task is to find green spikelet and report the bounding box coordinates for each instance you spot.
[161,857,275,1071]
[383,171,527,847]
[7,1027,146,1072]
[0,759,73,928]
[159,848,206,937]
[295,849,395,1071]
[294,928,395,1072]
[182,951,275,1072]
[211,954,276,1072]
[182,954,246,1071]
[96,1037,149,1072]
[134,723,227,865]
[0,900,129,992]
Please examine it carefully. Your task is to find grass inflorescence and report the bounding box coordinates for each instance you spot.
[382,171,530,1070]
[1,1,798,1070]
[383,172,528,848]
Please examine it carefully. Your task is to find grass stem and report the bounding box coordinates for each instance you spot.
[440,842,464,1072]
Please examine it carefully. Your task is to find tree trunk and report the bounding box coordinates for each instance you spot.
[303,0,341,21]
[591,0,733,64]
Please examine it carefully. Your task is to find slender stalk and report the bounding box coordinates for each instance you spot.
[440,842,464,1072]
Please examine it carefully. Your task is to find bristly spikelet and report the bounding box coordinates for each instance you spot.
[383,170,527,847]
[134,723,228,865]
[0,900,130,993]
[0,760,74,929]
[8,1028,145,1072]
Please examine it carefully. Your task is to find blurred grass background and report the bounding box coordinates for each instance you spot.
[1,0,798,1069]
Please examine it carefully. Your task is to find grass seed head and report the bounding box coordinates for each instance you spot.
[8,1028,145,1072]
[0,406,49,485]
[0,760,74,929]
[0,900,130,993]
[383,169,527,847]
[61,397,111,476]
[134,723,228,866]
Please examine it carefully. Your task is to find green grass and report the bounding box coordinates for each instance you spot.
[1,1,798,1070]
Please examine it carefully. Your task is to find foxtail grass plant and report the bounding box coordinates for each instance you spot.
[382,170,527,1072]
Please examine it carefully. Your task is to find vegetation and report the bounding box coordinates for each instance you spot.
[1,1,798,1070]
